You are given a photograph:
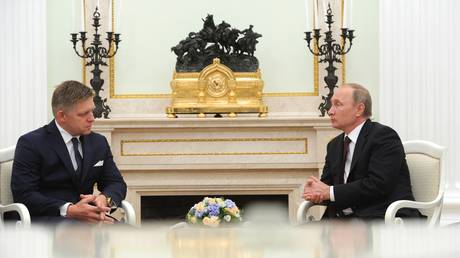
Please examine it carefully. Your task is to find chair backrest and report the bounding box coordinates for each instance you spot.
[403,140,445,223]
[0,146,15,205]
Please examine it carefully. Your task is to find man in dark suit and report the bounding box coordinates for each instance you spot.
[12,80,127,223]
[303,83,422,220]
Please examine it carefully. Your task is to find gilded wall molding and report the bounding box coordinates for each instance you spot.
[108,56,321,98]
[120,137,308,156]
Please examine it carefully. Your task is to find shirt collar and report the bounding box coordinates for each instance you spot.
[345,120,366,144]
[55,120,79,144]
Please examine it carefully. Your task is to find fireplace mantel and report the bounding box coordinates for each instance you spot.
[93,116,338,224]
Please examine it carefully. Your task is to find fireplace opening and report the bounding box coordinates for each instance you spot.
[141,194,288,223]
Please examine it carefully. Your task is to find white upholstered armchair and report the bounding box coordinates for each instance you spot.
[0,145,136,226]
[0,146,31,227]
[297,140,446,226]
[385,140,445,226]
[121,200,136,226]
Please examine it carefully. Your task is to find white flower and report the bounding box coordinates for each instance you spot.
[224,215,231,222]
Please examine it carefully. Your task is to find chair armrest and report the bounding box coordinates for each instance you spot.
[296,200,326,224]
[121,200,136,226]
[0,203,31,228]
[384,197,443,226]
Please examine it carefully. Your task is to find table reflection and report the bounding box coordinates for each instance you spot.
[1,221,459,258]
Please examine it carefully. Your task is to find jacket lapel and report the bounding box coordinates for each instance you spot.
[334,132,346,185]
[349,119,372,175]
[46,120,79,185]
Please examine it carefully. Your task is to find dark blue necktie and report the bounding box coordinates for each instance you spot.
[71,137,83,177]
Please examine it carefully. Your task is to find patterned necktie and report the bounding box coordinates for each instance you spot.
[339,136,352,184]
[71,137,83,177]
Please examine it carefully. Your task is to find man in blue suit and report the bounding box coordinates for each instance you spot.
[12,80,127,223]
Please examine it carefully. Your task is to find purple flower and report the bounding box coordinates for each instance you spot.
[194,210,205,218]
[224,199,236,208]
[208,203,220,216]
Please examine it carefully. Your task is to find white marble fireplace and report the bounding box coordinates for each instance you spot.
[93,116,338,225]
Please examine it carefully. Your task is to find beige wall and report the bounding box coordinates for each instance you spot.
[346,0,379,119]
[47,0,378,118]
[115,0,316,95]
[47,0,82,118]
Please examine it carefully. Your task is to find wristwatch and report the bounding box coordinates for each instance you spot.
[101,193,117,212]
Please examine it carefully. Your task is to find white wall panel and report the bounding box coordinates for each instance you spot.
[380,0,460,224]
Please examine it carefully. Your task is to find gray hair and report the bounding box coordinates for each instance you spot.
[51,80,94,117]
[343,83,372,118]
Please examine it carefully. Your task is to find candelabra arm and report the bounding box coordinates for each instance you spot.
[72,46,85,58]
[340,30,355,54]
[304,32,323,56]
[106,45,119,58]
[72,44,89,58]
[106,33,121,58]
[71,34,90,58]
[341,41,353,55]
[306,42,321,56]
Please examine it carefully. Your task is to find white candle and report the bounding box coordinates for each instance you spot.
[313,0,318,29]
[349,0,353,28]
[80,0,85,31]
[71,0,76,31]
[116,0,122,31]
[305,0,310,30]
[343,0,347,28]
[108,0,112,31]
[97,0,100,9]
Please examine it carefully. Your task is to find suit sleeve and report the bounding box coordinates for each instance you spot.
[11,136,66,216]
[333,126,405,207]
[96,137,127,207]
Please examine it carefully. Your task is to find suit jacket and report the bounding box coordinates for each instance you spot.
[11,120,127,220]
[321,119,422,219]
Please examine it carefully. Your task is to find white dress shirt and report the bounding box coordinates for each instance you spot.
[329,121,366,215]
[55,121,82,170]
[55,121,83,217]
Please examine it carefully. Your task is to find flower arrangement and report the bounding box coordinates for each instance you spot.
[186,197,242,227]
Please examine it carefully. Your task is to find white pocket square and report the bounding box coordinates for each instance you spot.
[93,160,104,167]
